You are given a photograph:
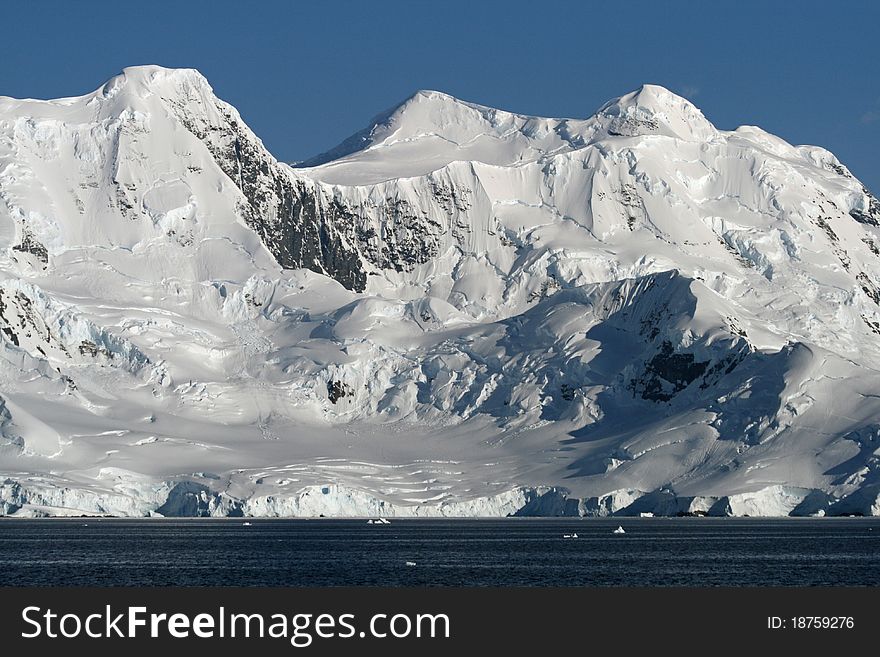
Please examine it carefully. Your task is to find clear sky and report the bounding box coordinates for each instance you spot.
[3,0,879,190]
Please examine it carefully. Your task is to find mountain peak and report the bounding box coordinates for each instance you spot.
[406,89,463,103]
[98,65,213,101]
[119,64,207,80]
[301,84,719,178]
[299,89,513,169]
[595,84,717,141]
[381,88,517,135]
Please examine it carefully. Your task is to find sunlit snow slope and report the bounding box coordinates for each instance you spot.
[2,66,880,516]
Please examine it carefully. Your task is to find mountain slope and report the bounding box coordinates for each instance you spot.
[1,66,879,517]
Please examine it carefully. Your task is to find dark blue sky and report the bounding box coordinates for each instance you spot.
[3,1,879,190]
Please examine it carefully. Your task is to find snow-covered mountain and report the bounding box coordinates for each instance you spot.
[1,65,879,517]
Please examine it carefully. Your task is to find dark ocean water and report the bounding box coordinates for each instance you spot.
[0,517,878,586]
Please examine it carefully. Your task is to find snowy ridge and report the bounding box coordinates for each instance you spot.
[1,66,880,516]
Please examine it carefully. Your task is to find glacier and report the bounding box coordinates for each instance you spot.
[1,66,879,517]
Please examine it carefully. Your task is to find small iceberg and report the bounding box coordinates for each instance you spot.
[377,517,391,525]
[612,526,626,535]
[562,533,578,539]
[639,512,654,518]
[405,561,417,567]
[242,521,253,526]
[366,519,375,524]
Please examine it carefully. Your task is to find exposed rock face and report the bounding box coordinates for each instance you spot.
[161,79,457,293]
[164,86,369,291]
[633,341,710,402]
[11,227,48,268]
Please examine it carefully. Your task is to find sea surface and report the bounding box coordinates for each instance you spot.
[0,517,878,586]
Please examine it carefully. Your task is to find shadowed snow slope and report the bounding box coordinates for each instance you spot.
[1,66,880,516]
